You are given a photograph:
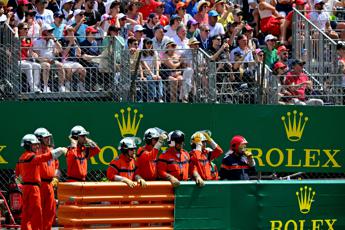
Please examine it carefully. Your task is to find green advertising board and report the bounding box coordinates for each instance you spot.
[0,102,344,172]
[174,180,345,230]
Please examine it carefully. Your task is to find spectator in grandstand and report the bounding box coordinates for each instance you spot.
[263,34,279,69]
[51,12,65,40]
[176,2,193,25]
[165,14,182,39]
[13,0,29,26]
[33,23,65,93]
[100,1,121,33]
[84,0,101,26]
[208,10,225,37]
[277,45,290,69]
[143,13,159,39]
[66,125,100,182]
[230,34,255,63]
[47,0,60,13]
[194,0,210,24]
[258,0,284,36]
[223,22,242,48]
[189,131,223,180]
[284,59,324,105]
[25,10,40,39]
[60,0,74,24]
[232,7,244,24]
[139,0,164,20]
[154,1,169,26]
[272,61,291,104]
[33,127,61,230]
[214,0,234,28]
[275,0,293,17]
[220,135,256,180]
[0,2,7,23]
[152,24,170,50]
[34,0,54,25]
[126,1,143,25]
[133,24,146,49]
[71,9,88,43]
[280,0,307,46]
[254,48,264,64]
[242,24,259,52]
[164,0,180,16]
[141,38,164,102]
[196,24,210,50]
[337,42,345,103]
[128,37,145,96]
[157,130,204,187]
[136,128,167,180]
[118,13,131,40]
[186,18,200,38]
[107,137,147,187]
[173,24,189,53]
[18,22,42,93]
[309,0,340,39]
[208,34,230,65]
[60,25,87,92]
[16,134,65,230]
[160,40,183,102]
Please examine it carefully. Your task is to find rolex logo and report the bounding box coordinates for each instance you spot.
[296,186,316,214]
[114,107,143,137]
[281,110,308,142]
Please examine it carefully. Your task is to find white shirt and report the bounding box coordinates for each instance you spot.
[33,38,56,59]
[209,22,225,37]
[35,9,54,25]
[309,11,330,31]
[172,34,189,54]
[230,46,254,63]
[27,22,41,39]
[164,25,177,39]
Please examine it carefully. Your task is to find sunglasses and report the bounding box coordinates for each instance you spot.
[282,52,289,55]
[132,42,139,46]
[268,39,276,42]
[203,29,210,32]
[21,28,29,30]
[258,54,264,57]
[215,37,221,40]
[145,42,153,45]
[179,7,186,10]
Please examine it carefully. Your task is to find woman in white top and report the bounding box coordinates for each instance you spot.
[25,10,41,39]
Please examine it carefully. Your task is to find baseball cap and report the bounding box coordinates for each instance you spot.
[188,37,200,46]
[295,0,306,5]
[61,0,73,7]
[117,13,127,20]
[265,34,277,42]
[291,59,306,66]
[153,24,167,32]
[42,23,54,31]
[277,45,289,55]
[54,12,64,18]
[73,9,85,17]
[86,26,98,33]
[176,2,186,10]
[314,0,324,5]
[187,18,199,27]
[273,61,287,71]
[255,48,263,55]
[18,0,29,5]
[208,10,219,17]
[134,24,145,32]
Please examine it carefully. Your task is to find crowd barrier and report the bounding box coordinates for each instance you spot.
[58,182,174,229]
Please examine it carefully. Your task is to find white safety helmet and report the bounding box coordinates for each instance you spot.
[118,137,137,151]
[21,134,40,147]
[34,127,52,138]
[190,132,207,145]
[144,128,160,141]
[70,125,89,138]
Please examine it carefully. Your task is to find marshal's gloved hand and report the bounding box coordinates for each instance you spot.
[154,133,168,149]
[203,131,213,143]
[192,132,203,145]
[52,147,68,159]
[244,151,253,158]
[51,177,59,188]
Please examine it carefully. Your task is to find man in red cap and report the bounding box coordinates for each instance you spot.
[138,0,164,20]
[277,45,290,68]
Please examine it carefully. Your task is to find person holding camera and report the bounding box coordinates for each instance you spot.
[33,23,65,93]
[65,125,100,182]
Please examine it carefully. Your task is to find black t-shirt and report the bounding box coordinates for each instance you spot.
[84,10,101,26]
[143,24,154,39]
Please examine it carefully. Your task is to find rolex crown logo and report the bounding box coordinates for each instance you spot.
[296,186,316,214]
[281,110,308,142]
[115,107,143,137]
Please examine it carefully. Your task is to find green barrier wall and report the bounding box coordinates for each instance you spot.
[0,102,344,172]
[174,180,345,230]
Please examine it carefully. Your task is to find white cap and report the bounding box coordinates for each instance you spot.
[264,34,277,42]
[117,13,126,20]
[73,9,84,17]
[42,23,54,31]
[60,0,73,8]
[134,24,145,32]
[314,0,324,4]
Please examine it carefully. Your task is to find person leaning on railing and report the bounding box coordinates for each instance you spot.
[337,41,345,104]
[17,22,42,93]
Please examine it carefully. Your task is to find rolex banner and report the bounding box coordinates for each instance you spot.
[0,102,344,172]
[174,180,345,229]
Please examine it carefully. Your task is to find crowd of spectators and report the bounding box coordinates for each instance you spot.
[0,0,344,102]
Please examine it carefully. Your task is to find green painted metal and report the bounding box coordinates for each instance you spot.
[174,181,345,230]
[0,102,344,172]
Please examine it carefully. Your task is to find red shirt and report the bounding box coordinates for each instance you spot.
[159,14,169,26]
[285,71,309,100]
[65,145,100,181]
[39,146,59,181]
[157,147,193,181]
[107,154,137,181]
[16,150,52,184]
[136,145,159,181]
[139,0,162,20]
[20,37,32,60]
[189,145,223,180]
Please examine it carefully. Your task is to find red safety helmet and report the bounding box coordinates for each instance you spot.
[230,135,248,152]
